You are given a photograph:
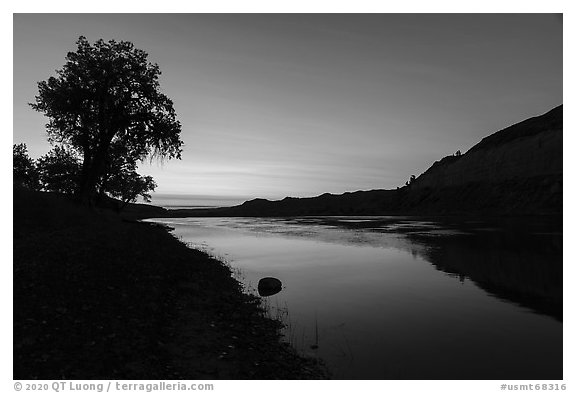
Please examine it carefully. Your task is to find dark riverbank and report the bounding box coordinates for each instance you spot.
[13,188,326,379]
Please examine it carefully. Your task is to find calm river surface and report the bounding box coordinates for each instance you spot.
[145,216,562,379]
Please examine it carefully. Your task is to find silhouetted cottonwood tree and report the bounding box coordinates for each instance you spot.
[31,36,183,204]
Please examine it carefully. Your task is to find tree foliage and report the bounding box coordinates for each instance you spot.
[30,36,183,204]
[106,168,157,209]
[97,146,157,208]
[13,143,40,190]
[36,146,81,194]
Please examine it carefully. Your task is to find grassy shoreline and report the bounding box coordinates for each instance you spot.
[13,189,326,379]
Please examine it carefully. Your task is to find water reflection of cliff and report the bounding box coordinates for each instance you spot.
[411,222,562,321]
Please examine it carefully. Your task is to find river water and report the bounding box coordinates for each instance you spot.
[144,216,562,379]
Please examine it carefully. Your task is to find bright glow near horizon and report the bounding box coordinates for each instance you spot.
[13,14,562,200]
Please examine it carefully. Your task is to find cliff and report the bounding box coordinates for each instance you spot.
[410,105,562,190]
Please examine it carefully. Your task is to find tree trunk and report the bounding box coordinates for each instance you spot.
[77,140,112,206]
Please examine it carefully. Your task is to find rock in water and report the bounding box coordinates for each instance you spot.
[257,277,282,297]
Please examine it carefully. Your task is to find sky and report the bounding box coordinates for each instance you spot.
[13,13,563,202]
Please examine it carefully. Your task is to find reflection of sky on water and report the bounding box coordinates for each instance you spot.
[155,216,449,257]
[145,216,562,379]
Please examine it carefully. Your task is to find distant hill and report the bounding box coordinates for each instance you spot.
[167,105,562,217]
